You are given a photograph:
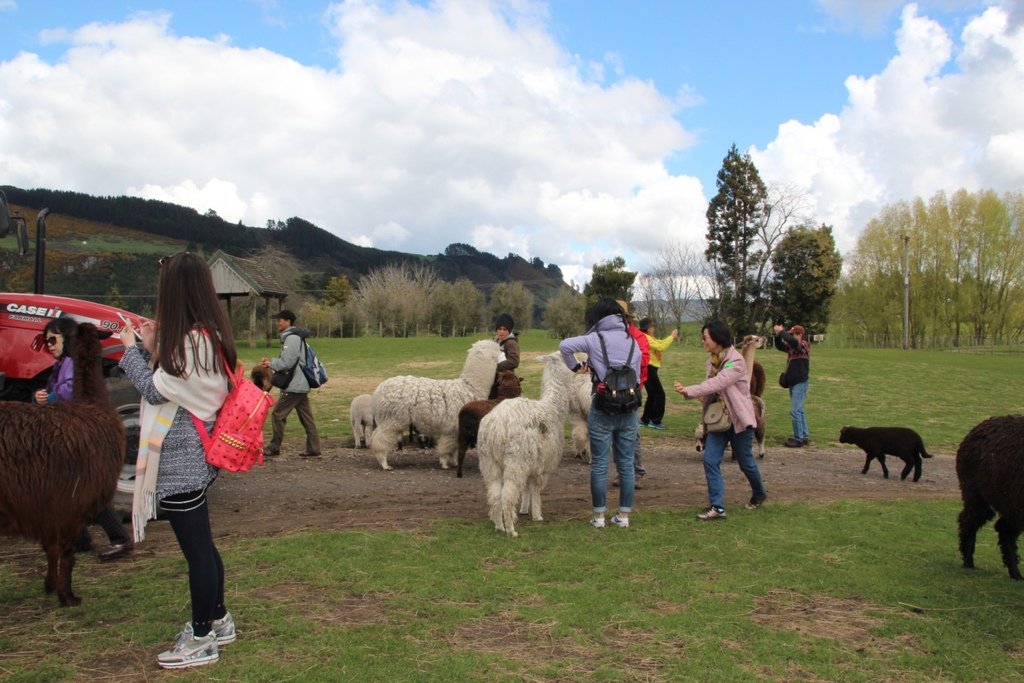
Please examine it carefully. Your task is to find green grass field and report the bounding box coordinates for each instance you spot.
[3,500,1023,681]
[2,340,1023,680]
[239,334,1024,452]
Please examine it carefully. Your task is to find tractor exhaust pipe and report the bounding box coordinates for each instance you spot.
[34,208,48,294]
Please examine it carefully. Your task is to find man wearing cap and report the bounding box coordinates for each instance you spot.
[261,310,322,457]
[773,323,810,447]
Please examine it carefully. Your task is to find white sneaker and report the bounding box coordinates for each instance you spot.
[212,611,236,645]
[590,516,606,528]
[697,506,727,521]
[611,515,630,528]
[156,624,219,669]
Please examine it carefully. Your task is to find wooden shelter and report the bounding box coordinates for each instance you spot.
[208,250,287,347]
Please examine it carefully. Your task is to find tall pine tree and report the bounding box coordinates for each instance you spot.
[704,144,768,337]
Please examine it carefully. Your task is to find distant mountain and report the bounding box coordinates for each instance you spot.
[0,186,570,306]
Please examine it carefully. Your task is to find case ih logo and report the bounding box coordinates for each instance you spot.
[5,302,64,318]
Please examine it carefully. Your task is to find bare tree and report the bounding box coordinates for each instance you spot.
[355,262,439,336]
[637,242,711,342]
[753,182,810,329]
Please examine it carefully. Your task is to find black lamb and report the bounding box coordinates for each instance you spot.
[956,414,1024,580]
[838,426,932,481]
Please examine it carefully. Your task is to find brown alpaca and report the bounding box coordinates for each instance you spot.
[456,371,524,477]
[250,364,273,391]
[0,323,126,606]
[739,335,767,398]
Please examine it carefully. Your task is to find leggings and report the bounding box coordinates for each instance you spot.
[160,489,226,636]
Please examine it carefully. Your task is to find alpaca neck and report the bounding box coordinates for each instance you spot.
[539,363,573,416]
[461,349,499,394]
[740,345,756,383]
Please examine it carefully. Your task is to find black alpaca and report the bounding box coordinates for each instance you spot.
[956,415,1024,581]
[839,426,932,481]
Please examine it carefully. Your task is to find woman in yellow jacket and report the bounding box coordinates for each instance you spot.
[638,318,678,430]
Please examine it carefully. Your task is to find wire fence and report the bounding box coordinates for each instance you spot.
[820,333,1024,353]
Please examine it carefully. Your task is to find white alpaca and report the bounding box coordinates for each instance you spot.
[369,339,500,470]
[350,394,374,448]
[569,371,592,462]
[477,353,575,537]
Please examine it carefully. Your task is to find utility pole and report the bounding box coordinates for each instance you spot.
[902,234,910,350]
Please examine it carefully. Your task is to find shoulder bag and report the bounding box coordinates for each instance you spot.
[703,395,732,433]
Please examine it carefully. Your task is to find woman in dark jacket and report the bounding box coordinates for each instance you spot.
[774,323,810,447]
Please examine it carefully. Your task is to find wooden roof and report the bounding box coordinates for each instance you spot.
[208,250,287,297]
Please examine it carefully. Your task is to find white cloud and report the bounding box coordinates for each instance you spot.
[752,3,1024,253]
[128,178,249,222]
[0,1,701,284]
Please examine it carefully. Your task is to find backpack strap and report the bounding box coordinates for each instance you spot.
[595,332,636,383]
[189,335,239,449]
[282,331,303,371]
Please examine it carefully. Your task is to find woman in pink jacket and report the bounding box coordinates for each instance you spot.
[673,320,766,520]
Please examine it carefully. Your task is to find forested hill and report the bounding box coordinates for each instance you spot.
[1,186,569,301]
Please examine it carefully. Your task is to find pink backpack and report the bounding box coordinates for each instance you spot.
[190,355,275,472]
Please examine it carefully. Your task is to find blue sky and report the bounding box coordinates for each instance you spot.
[2,1,1022,286]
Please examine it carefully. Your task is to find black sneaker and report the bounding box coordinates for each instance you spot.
[745,494,767,510]
[783,437,803,448]
[262,447,280,457]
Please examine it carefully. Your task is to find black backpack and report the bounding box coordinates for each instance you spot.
[593,332,641,414]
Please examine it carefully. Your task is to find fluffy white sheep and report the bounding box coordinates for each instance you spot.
[350,394,374,448]
[476,353,576,537]
[369,339,500,470]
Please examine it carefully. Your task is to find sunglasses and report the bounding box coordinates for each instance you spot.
[158,251,191,267]
[45,336,59,347]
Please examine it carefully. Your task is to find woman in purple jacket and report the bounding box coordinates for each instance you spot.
[34,316,134,560]
[673,320,767,520]
[560,298,642,529]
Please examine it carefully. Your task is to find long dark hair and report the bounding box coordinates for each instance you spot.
[155,252,237,377]
[43,316,78,359]
[586,297,630,335]
[702,319,733,350]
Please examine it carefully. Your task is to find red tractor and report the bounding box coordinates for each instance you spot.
[1,191,145,512]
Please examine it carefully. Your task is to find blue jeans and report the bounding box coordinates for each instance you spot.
[613,388,646,477]
[789,381,809,441]
[702,427,766,510]
[588,407,638,513]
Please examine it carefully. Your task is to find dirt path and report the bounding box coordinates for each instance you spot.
[193,438,960,542]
